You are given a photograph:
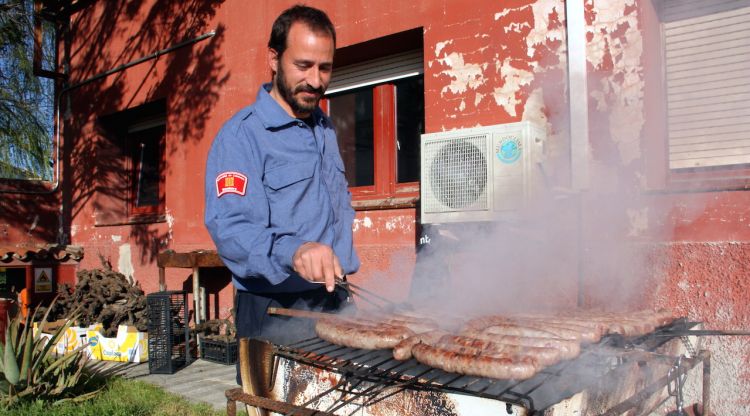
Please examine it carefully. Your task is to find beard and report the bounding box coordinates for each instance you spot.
[275,62,325,115]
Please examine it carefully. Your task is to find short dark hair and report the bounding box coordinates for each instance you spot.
[268,5,336,56]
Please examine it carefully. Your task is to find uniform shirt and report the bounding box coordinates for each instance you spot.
[204,84,360,293]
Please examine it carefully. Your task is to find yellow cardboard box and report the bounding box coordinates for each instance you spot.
[33,321,103,355]
[86,325,148,363]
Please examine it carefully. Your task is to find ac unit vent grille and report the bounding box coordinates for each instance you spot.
[423,135,488,213]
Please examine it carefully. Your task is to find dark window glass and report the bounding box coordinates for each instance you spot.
[329,88,374,187]
[395,76,424,183]
[130,126,162,207]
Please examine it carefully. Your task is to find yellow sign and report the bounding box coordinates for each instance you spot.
[34,267,53,293]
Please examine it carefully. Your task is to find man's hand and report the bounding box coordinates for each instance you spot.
[292,242,342,292]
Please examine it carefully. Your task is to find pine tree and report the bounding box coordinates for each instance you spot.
[0,0,55,180]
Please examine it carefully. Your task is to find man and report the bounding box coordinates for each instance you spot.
[204,5,359,349]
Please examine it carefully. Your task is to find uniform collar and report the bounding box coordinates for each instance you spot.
[254,83,325,129]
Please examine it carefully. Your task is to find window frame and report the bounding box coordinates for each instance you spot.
[643,0,750,193]
[323,79,421,210]
[645,0,750,192]
[95,101,167,226]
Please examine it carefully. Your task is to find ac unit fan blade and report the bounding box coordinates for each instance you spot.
[429,140,487,209]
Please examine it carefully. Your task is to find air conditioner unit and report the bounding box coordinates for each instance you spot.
[420,121,546,224]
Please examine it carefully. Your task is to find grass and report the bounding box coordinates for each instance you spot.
[0,377,229,416]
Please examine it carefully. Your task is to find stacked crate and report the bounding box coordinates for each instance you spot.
[147,290,191,374]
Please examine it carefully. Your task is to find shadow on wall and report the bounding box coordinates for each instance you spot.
[54,0,229,263]
[181,267,233,321]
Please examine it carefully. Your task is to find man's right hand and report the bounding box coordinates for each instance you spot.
[292,242,342,292]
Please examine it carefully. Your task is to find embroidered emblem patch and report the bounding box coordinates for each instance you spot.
[216,172,248,197]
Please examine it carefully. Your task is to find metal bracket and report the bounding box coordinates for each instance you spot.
[667,355,688,415]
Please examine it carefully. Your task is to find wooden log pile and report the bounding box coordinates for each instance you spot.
[193,318,236,343]
[40,266,148,337]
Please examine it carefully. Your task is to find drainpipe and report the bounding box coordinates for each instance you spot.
[565,0,590,307]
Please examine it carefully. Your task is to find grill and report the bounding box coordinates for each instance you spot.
[226,318,711,416]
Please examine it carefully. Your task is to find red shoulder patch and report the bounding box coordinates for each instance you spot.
[216,172,248,197]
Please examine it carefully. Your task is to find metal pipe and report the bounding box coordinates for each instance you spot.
[565,0,590,191]
[62,31,215,91]
[225,388,334,416]
[701,350,711,416]
[564,0,590,308]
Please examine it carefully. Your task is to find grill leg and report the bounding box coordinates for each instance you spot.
[226,397,236,416]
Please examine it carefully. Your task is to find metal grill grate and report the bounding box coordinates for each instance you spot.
[272,319,703,414]
[423,135,489,213]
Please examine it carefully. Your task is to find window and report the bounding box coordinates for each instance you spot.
[329,87,374,187]
[127,121,165,217]
[96,100,166,225]
[325,29,424,208]
[659,0,750,173]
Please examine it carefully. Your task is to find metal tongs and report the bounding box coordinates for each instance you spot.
[655,328,750,337]
[334,275,409,312]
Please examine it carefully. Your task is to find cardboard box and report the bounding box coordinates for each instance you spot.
[86,325,148,363]
[33,321,102,355]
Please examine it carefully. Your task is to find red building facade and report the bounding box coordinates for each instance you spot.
[1,1,748,412]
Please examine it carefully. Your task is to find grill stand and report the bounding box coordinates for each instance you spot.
[226,350,711,416]
[598,350,710,416]
[226,323,710,416]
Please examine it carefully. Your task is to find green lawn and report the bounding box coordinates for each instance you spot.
[0,377,230,416]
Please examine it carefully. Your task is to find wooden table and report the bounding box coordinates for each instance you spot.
[156,250,225,343]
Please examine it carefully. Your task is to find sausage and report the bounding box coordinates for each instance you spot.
[478,323,580,341]
[558,309,672,336]
[315,318,413,349]
[392,330,447,360]
[506,318,602,343]
[567,315,653,337]
[462,330,581,360]
[356,313,440,334]
[411,343,538,380]
[438,335,561,366]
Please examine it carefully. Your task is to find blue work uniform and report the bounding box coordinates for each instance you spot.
[204,84,360,355]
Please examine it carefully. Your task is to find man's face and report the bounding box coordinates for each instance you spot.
[270,22,334,118]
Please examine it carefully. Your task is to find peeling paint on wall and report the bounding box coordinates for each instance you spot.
[354,214,414,237]
[626,207,648,237]
[428,1,566,133]
[437,52,486,96]
[165,208,175,243]
[118,243,134,281]
[492,60,533,117]
[353,216,374,233]
[586,0,644,166]
[385,216,412,232]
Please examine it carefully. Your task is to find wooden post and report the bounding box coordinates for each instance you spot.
[193,265,202,355]
[158,266,166,291]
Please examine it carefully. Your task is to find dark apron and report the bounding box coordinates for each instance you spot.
[233,284,350,384]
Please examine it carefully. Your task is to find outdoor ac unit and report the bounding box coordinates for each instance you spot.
[420,121,546,224]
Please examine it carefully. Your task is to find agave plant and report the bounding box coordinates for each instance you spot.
[0,301,99,405]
